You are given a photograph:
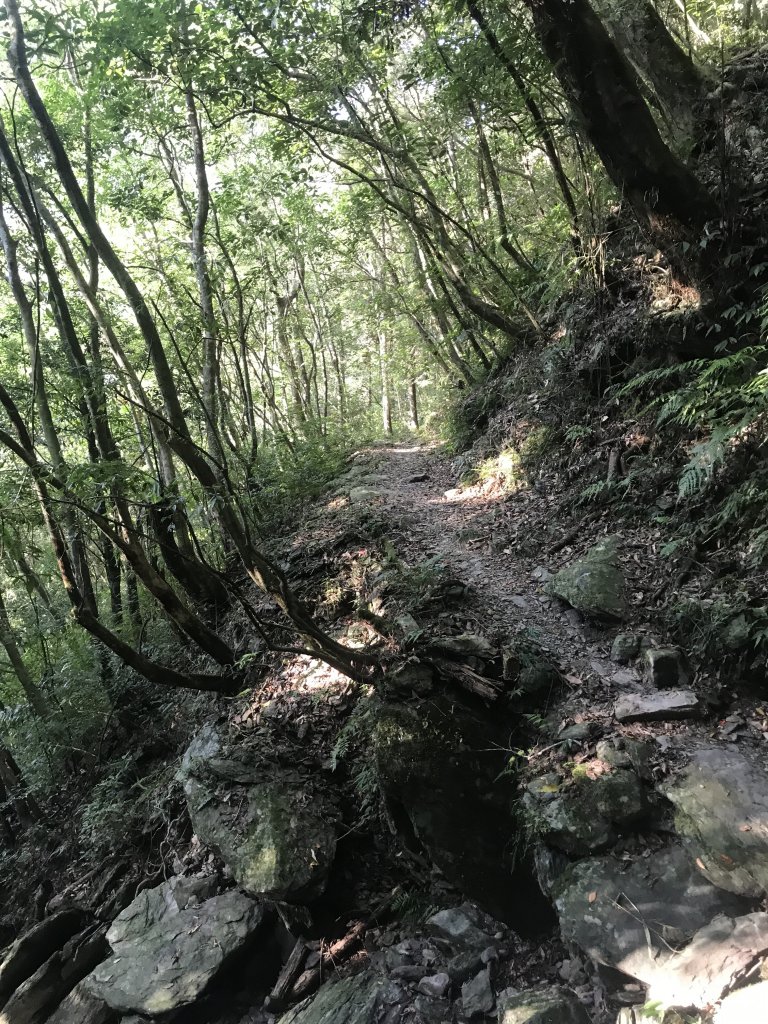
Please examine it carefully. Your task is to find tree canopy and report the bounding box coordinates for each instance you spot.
[0,0,766,824]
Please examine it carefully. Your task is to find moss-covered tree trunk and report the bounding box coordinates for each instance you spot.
[523,0,717,252]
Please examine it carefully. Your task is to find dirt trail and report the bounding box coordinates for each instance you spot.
[356,442,606,675]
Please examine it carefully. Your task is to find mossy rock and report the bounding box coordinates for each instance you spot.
[525,767,647,855]
[550,537,627,620]
[180,725,337,902]
[503,637,562,701]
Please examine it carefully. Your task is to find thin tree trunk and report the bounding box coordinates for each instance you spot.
[466,1,582,243]
[185,83,224,465]
[0,589,49,719]
[378,330,393,435]
[408,378,419,430]
[0,734,40,828]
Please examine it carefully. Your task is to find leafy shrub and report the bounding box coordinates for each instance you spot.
[79,755,179,854]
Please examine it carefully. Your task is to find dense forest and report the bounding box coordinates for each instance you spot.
[0,1,767,1023]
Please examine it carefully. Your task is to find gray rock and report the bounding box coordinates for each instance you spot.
[550,538,627,620]
[427,905,499,952]
[525,768,646,855]
[611,633,640,664]
[413,995,451,1023]
[349,486,383,504]
[664,746,768,897]
[553,844,751,987]
[0,908,89,1004]
[594,739,654,780]
[387,662,435,696]
[433,634,497,659]
[525,774,561,803]
[503,641,561,698]
[497,985,589,1024]
[714,980,768,1024]
[533,845,570,898]
[643,648,691,689]
[83,880,265,1015]
[557,723,592,743]
[648,912,768,1009]
[417,973,451,999]
[278,974,404,1024]
[181,726,336,901]
[614,690,701,722]
[45,982,115,1024]
[446,950,484,985]
[461,968,494,1017]
[390,965,426,982]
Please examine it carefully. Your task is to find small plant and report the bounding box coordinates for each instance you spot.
[79,755,179,855]
[330,690,382,827]
[391,885,439,926]
[564,424,593,443]
[384,555,452,609]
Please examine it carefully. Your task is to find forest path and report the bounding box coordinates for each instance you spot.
[352,441,608,676]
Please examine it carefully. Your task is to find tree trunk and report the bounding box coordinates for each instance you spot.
[0,590,49,719]
[522,0,717,250]
[184,83,224,466]
[593,0,706,134]
[408,378,419,430]
[0,736,40,830]
[378,330,393,435]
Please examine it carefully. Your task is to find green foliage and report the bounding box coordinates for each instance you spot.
[607,332,768,563]
[669,593,768,666]
[330,689,382,828]
[564,424,592,444]
[80,754,180,855]
[254,432,364,524]
[383,555,454,610]
[390,885,439,926]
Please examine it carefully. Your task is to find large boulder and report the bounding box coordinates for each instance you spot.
[550,538,627,620]
[614,690,702,723]
[715,980,768,1023]
[664,746,768,897]
[524,767,647,855]
[426,904,502,952]
[553,844,751,989]
[45,980,116,1024]
[83,877,266,1016]
[648,912,768,1009]
[497,985,590,1024]
[278,973,405,1024]
[180,725,337,901]
[371,703,553,932]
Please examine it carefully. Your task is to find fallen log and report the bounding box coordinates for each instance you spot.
[264,938,309,1011]
[286,920,367,1004]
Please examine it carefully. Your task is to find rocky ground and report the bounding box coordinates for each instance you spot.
[2,443,768,1024]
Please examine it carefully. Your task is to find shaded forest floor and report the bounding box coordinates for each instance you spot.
[5,437,768,1023]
